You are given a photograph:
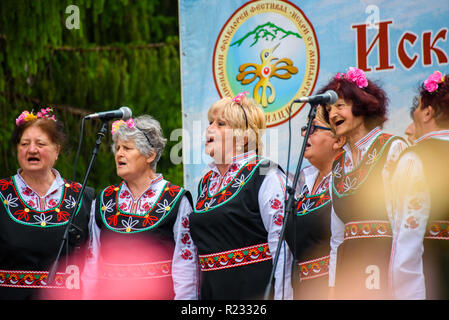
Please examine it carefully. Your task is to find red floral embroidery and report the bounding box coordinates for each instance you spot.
[22,187,33,196]
[14,210,30,221]
[181,233,191,245]
[166,185,180,197]
[0,178,11,191]
[182,217,189,229]
[144,189,155,198]
[181,249,193,260]
[56,210,70,222]
[196,198,206,210]
[336,181,344,193]
[316,194,330,206]
[405,216,419,229]
[120,190,131,199]
[142,202,150,211]
[245,161,258,171]
[48,198,58,208]
[107,214,119,226]
[274,213,283,226]
[143,215,159,227]
[408,197,422,210]
[69,182,81,192]
[270,198,282,210]
[217,190,232,204]
[104,185,116,197]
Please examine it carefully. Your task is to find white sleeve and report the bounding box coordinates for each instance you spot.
[81,199,101,299]
[171,195,200,300]
[328,205,344,288]
[327,173,344,289]
[258,166,293,300]
[389,152,429,299]
[383,138,409,229]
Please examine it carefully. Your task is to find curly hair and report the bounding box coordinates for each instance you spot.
[419,74,449,126]
[318,75,389,130]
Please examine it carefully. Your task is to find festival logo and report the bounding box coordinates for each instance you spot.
[213,0,320,127]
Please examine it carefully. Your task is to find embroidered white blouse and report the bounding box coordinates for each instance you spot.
[82,174,199,300]
[206,151,293,300]
[13,169,66,211]
[328,127,408,287]
[297,165,331,196]
[389,130,449,299]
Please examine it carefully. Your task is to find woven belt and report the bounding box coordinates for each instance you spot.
[100,260,172,279]
[298,255,329,281]
[344,220,392,240]
[425,220,449,240]
[0,269,75,289]
[199,243,272,271]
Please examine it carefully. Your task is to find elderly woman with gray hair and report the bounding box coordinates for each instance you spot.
[82,115,199,299]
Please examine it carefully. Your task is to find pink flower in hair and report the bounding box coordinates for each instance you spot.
[232,91,249,104]
[111,118,135,134]
[345,67,368,88]
[15,111,37,126]
[424,71,444,93]
[125,118,135,128]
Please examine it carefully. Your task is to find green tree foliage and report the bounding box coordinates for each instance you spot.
[0,0,184,193]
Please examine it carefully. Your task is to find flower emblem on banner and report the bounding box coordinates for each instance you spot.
[213,0,320,127]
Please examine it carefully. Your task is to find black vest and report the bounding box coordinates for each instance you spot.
[331,134,404,299]
[95,181,188,299]
[190,157,277,300]
[0,176,93,300]
[285,181,332,300]
[408,138,449,299]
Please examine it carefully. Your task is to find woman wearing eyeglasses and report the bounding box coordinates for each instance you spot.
[284,105,344,300]
[319,67,408,299]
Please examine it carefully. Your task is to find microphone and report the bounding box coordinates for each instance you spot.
[294,90,338,105]
[84,106,132,120]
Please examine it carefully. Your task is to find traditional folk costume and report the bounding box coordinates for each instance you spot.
[0,169,93,300]
[329,127,407,299]
[83,174,199,300]
[390,130,449,299]
[284,165,332,299]
[189,151,293,300]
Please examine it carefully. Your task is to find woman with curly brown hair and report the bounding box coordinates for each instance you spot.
[318,67,408,299]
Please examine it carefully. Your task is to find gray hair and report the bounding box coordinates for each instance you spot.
[111,115,167,171]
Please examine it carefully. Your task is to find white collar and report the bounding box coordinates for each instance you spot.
[343,126,382,158]
[415,129,449,144]
[15,168,64,197]
[121,173,164,199]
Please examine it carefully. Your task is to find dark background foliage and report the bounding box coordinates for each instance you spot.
[0,0,183,192]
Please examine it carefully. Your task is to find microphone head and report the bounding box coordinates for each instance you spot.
[119,106,132,120]
[325,90,338,104]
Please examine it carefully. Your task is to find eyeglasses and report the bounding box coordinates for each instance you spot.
[301,124,332,135]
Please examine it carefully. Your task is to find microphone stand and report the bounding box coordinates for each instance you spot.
[47,119,109,285]
[263,102,318,300]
